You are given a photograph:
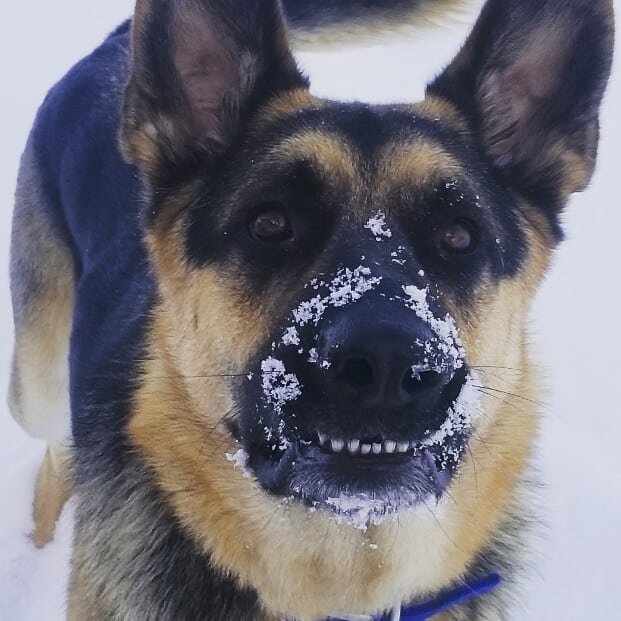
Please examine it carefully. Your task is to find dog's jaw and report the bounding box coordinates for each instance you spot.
[238,364,482,527]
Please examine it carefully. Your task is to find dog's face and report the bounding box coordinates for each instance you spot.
[122,0,613,617]
[179,98,532,518]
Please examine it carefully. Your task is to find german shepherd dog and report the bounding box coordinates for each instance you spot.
[9,0,614,619]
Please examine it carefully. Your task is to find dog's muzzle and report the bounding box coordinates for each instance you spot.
[236,267,478,525]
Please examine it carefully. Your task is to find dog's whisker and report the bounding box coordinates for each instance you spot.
[150,374,250,379]
[466,444,479,500]
[471,365,525,373]
[421,498,460,552]
[473,384,542,407]
[474,386,521,413]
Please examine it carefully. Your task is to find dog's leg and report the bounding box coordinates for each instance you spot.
[31,446,71,548]
[9,138,75,546]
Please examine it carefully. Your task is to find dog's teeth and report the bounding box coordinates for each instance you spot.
[348,439,360,454]
[397,441,409,453]
[331,438,344,453]
[318,433,328,447]
[372,442,382,455]
[383,440,396,454]
[361,443,372,455]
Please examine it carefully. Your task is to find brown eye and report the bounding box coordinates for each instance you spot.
[250,204,293,243]
[440,220,476,254]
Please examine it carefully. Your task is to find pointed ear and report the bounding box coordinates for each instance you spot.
[121,0,307,182]
[428,0,614,214]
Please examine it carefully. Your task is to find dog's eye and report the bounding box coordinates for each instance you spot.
[440,220,477,254]
[249,204,293,243]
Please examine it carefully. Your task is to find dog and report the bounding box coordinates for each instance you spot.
[8,0,614,619]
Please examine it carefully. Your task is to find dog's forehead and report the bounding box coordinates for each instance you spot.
[253,93,471,192]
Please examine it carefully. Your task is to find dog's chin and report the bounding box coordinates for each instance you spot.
[250,439,463,524]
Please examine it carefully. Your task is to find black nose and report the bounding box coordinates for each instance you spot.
[318,314,452,410]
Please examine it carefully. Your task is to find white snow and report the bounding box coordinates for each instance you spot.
[260,357,302,412]
[364,211,393,240]
[322,494,398,531]
[402,284,465,371]
[292,265,382,326]
[1,1,620,619]
[281,326,300,346]
[420,372,482,464]
[225,448,253,479]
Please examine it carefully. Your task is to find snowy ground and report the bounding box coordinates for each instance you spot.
[1,1,619,619]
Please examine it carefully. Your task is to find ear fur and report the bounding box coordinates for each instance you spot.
[121,0,307,182]
[429,0,614,216]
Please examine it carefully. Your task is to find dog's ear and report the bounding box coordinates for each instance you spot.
[121,0,307,182]
[428,0,614,217]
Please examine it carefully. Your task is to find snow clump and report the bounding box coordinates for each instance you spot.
[364,211,393,241]
[321,494,397,531]
[260,357,302,413]
[402,284,465,372]
[225,448,253,479]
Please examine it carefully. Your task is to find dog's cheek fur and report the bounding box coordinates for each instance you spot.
[445,221,551,549]
[426,216,553,619]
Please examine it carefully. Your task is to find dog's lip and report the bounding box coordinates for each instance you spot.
[249,433,462,513]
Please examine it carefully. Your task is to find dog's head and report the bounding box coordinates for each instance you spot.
[122,0,613,617]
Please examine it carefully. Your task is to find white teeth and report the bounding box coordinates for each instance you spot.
[348,439,360,454]
[331,438,344,453]
[397,441,409,453]
[383,440,396,453]
[317,435,413,455]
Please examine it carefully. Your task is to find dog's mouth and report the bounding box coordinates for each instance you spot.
[250,433,463,524]
[236,365,477,526]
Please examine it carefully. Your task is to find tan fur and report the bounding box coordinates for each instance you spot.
[548,139,597,198]
[10,311,73,444]
[377,140,464,190]
[9,144,75,546]
[290,0,482,50]
[411,96,471,130]
[30,446,72,548]
[257,88,321,125]
[376,99,470,190]
[9,164,74,445]
[270,130,360,186]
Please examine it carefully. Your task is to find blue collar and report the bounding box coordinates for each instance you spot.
[328,573,501,621]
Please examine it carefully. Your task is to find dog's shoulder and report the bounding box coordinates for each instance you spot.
[29,20,139,254]
[32,20,131,167]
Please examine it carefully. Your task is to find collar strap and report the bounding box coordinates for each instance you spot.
[328,573,501,621]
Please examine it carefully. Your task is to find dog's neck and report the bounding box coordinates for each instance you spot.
[305,573,501,621]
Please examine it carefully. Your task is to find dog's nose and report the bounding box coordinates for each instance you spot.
[318,313,451,410]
